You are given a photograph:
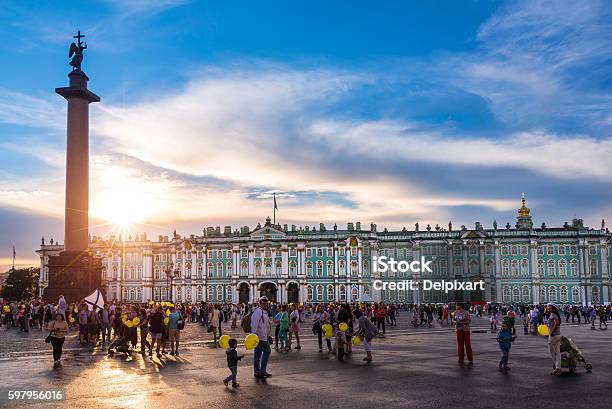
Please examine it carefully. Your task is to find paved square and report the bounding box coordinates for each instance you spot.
[0,316,609,409]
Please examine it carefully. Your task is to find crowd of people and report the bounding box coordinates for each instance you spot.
[1,297,610,380]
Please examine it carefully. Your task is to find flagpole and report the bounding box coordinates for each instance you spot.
[12,245,15,270]
[273,193,276,225]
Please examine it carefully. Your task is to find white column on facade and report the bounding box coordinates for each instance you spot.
[191,251,197,278]
[282,247,288,277]
[248,247,254,278]
[530,240,539,304]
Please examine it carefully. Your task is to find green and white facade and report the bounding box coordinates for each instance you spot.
[36,198,612,305]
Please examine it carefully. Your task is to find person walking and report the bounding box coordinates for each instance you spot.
[138,308,150,355]
[312,304,332,353]
[209,304,222,347]
[288,304,302,350]
[47,313,68,367]
[251,296,272,379]
[454,303,473,365]
[353,308,378,362]
[168,306,182,356]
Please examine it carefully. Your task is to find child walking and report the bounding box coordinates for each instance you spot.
[334,323,347,362]
[497,322,516,371]
[490,310,499,333]
[223,338,244,388]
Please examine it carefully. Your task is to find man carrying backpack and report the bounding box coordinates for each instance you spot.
[250,296,271,379]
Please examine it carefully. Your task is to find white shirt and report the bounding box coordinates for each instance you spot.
[250,307,270,340]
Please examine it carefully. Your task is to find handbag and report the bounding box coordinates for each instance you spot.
[207,325,213,333]
[45,334,52,343]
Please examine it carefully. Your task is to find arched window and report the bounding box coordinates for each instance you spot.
[129,266,135,280]
[185,264,191,278]
[521,259,528,276]
[522,286,530,302]
[591,286,600,303]
[216,285,223,302]
[559,260,567,276]
[512,287,520,301]
[226,285,232,302]
[197,263,203,278]
[570,260,578,276]
[129,289,135,300]
[316,261,323,276]
[538,260,544,275]
[590,260,597,276]
[186,288,191,302]
[307,285,313,301]
[511,260,518,277]
[559,286,568,303]
[572,286,580,303]
[197,286,203,301]
[485,260,493,275]
[540,286,546,302]
[502,286,510,302]
[351,285,359,301]
[265,261,272,275]
[240,261,248,275]
[548,285,557,303]
[351,260,358,276]
[289,260,297,276]
[217,262,223,277]
[502,260,509,277]
[316,285,323,301]
[441,260,448,275]
[326,261,333,275]
[339,260,346,275]
[207,286,213,301]
[207,262,214,277]
[327,285,334,301]
[275,260,282,275]
[547,260,555,276]
[138,265,142,278]
[154,266,160,280]
[154,287,160,301]
[255,260,261,275]
[454,260,463,274]
[363,260,369,273]
[176,287,182,302]
[306,262,313,275]
[339,285,346,301]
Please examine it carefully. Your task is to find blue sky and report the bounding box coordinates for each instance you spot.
[0,0,611,271]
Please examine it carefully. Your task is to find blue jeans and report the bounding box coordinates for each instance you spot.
[253,340,271,374]
[224,366,237,384]
[499,347,509,367]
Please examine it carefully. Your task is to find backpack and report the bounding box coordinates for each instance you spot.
[241,310,253,333]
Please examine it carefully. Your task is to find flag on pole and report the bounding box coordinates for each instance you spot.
[12,245,16,269]
[83,289,105,311]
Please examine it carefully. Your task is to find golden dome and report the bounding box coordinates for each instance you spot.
[518,193,530,217]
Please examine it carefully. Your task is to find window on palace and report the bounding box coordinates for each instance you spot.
[501,245,509,255]
[589,245,596,255]
[216,285,222,302]
[130,289,135,300]
[154,287,160,301]
[254,249,261,258]
[547,260,555,276]
[327,285,334,301]
[590,260,597,276]
[559,286,568,303]
[351,247,358,257]
[289,248,296,257]
[469,260,479,275]
[275,260,282,275]
[185,264,191,278]
[307,285,313,301]
[326,261,333,275]
[155,255,160,262]
[520,245,528,255]
[591,286,599,303]
[264,261,272,275]
[339,285,346,301]
[289,261,297,275]
[316,261,323,276]
[537,260,544,275]
[227,262,232,275]
[548,286,557,303]
[351,261,358,276]
[351,285,359,301]
[502,287,510,302]
[154,266,160,280]
[241,261,248,275]
[511,245,518,255]
[441,260,448,275]
[339,247,345,257]
[207,263,213,277]
[454,260,463,274]
[255,261,261,275]
[422,246,430,257]
[558,245,566,255]
[226,286,232,302]
[540,287,546,302]
[570,245,577,255]
[339,260,345,275]
[469,244,477,256]
[306,248,312,258]
[511,260,518,277]
[502,260,509,277]
[512,287,520,302]
[546,245,554,256]
[572,286,580,302]
[207,286,213,301]
[129,266,135,280]
[197,286,202,301]
[363,260,369,273]
[216,262,223,277]
[537,246,543,255]
[264,248,271,258]
[316,285,323,300]
[570,260,578,276]
[306,262,313,275]
[522,286,530,302]
[197,264,203,277]
[453,245,461,256]
[559,260,566,276]
[521,259,528,275]
[485,245,493,255]
[240,249,247,258]
[485,260,493,275]
[316,248,323,257]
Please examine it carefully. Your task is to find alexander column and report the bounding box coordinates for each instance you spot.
[43,31,102,302]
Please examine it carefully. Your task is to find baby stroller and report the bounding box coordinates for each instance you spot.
[560,336,592,373]
[108,335,133,356]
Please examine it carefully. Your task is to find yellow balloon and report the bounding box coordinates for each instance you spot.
[164,317,170,325]
[69,316,75,323]
[352,335,362,346]
[132,317,140,326]
[166,309,171,316]
[244,334,260,350]
[219,335,230,349]
[2,305,9,312]
[324,330,333,340]
[126,320,134,328]
[339,323,348,332]
[537,324,549,336]
[321,324,332,334]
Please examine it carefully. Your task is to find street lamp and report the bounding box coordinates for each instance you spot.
[167,262,177,302]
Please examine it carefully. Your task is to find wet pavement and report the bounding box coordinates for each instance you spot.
[0,317,610,409]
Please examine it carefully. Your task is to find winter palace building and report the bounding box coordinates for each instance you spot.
[37,196,612,305]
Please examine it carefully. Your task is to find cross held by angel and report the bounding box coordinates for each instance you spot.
[69,30,87,71]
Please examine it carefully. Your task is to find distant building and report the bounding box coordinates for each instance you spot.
[37,196,611,305]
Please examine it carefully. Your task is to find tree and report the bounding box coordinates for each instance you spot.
[0,267,39,300]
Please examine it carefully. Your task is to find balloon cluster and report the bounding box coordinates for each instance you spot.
[217,334,260,350]
[121,314,141,328]
[537,324,549,336]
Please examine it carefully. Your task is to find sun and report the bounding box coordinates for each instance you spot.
[94,190,153,229]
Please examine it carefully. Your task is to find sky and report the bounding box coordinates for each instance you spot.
[0,0,611,272]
